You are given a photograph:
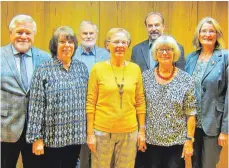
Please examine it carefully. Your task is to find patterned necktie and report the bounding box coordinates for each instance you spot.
[20,53,29,91]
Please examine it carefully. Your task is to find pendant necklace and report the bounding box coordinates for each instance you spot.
[110,61,126,109]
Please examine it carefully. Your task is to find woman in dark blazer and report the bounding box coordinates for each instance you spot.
[185,17,228,168]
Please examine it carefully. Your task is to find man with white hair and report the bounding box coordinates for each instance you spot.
[1,14,50,168]
[75,20,109,73]
[75,21,109,168]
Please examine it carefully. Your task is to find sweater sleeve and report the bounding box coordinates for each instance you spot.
[86,65,99,114]
[26,66,46,143]
[135,65,146,114]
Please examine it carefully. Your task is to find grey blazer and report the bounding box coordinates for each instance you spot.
[1,44,51,142]
[131,39,185,73]
[185,49,228,136]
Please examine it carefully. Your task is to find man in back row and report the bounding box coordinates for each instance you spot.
[74,20,110,168]
[131,12,185,168]
[131,12,185,73]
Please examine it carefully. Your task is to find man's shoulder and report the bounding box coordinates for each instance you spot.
[95,46,109,54]
[177,43,184,49]
[32,47,50,57]
[133,40,149,49]
[1,44,12,52]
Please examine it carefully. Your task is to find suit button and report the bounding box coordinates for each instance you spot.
[203,88,206,92]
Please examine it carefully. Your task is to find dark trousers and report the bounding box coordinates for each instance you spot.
[79,144,91,168]
[42,145,81,168]
[135,150,147,168]
[192,128,222,168]
[136,144,184,168]
[1,125,43,168]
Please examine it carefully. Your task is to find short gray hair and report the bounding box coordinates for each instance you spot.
[78,20,98,34]
[9,14,37,33]
[152,35,181,62]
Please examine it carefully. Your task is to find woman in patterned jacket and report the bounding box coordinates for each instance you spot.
[26,26,88,168]
[142,35,197,168]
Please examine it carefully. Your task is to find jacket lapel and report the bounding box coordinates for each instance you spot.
[31,47,41,69]
[141,40,150,69]
[202,50,222,82]
[4,44,25,91]
[188,52,199,75]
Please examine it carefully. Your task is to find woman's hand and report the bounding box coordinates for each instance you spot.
[218,133,228,147]
[87,133,96,153]
[182,140,193,160]
[32,139,44,155]
[137,130,147,152]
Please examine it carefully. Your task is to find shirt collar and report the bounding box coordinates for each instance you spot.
[12,45,32,57]
[79,45,95,56]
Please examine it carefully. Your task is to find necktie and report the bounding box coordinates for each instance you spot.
[20,54,29,91]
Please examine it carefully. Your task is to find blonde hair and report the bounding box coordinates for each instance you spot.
[106,28,131,46]
[152,35,181,62]
[192,17,225,50]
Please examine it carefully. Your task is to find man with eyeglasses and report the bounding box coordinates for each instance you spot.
[74,20,109,168]
[131,12,185,168]
[74,21,109,73]
[131,12,185,73]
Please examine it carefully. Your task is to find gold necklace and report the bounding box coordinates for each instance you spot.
[110,61,126,109]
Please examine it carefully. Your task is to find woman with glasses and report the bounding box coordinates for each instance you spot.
[26,26,88,168]
[185,17,228,168]
[142,35,197,168]
[86,28,146,168]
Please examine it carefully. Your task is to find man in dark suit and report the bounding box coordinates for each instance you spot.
[131,12,185,168]
[131,12,185,73]
[1,14,50,168]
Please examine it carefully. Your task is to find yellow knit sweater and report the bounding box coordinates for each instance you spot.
[86,61,146,133]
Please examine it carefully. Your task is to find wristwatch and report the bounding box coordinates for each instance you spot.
[186,136,195,142]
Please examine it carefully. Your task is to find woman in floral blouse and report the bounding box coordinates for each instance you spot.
[142,35,197,168]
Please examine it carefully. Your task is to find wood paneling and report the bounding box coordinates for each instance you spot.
[1,1,228,58]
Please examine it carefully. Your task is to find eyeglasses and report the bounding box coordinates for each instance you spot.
[58,40,74,45]
[156,48,173,54]
[200,30,216,35]
[108,40,128,46]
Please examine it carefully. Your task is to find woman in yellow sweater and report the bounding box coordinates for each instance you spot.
[86,28,146,168]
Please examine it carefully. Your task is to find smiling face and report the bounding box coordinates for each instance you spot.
[156,45,174,65]
[10,21,35,53]
[109,32,128,59]
[79,24,97,48]
[57,35,75,62]
[199,22,217,48]
[146,14,165,41]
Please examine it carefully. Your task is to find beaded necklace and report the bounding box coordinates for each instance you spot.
[156,66,175,81]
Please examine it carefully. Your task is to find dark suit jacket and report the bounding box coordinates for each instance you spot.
[131,39,185,73]
[1,44,51,142]
[185,49,228,136]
